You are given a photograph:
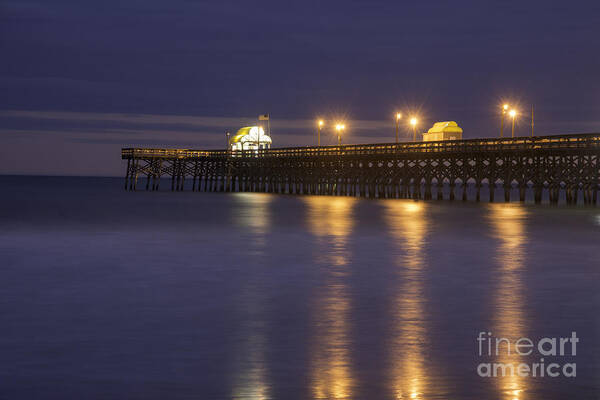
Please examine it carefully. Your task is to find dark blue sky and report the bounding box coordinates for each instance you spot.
[1,0,599,175]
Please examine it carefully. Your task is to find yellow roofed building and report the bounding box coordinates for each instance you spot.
[229,126,272,151]
[422,121,463,142]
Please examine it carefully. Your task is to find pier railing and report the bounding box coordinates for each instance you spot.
[122,133,600,159]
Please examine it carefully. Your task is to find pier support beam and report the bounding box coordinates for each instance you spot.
[124,159,131,190]
[437,182,444,200]
[449,183,456,201]
[534,185,543,204]
[504,184,511,202]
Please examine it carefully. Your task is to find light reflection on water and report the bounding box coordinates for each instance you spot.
[1,178,598,399]
[305,196,357,399]
[232,193,273,253]
[383,201,430,400]
[488,204,528,400]
[230,193,273,399]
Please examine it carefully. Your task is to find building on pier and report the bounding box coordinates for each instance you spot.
[422,121,463,141]
[229,126,272,151]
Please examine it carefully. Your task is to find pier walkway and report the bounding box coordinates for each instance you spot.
[122,133,600,205]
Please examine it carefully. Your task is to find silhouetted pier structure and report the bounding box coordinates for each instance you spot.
[122,133,600,205]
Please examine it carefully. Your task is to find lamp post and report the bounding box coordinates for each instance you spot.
[257,125,261,154]
[410,117,418,142]
[318,120,324,146]
[509,109,517,138]
[335,123,345,146]
[395,112,402,143]
[500,104,509,138]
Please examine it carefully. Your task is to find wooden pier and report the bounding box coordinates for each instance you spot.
[122,133,600,205]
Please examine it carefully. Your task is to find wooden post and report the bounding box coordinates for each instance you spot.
[171,160,176,191]
[534,185,542,204]
[424,179,432,200]
[133,159,139,191]
[519,184,526,203]
[437,181,444,200]
[192,162,198,191]
[124,158,131,190]
[179,162,185,191]
[145,161,151,191]
[155,161,162,191]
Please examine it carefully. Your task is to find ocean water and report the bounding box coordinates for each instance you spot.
[0,176,598,399]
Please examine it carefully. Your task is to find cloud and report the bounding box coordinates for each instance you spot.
[0,110,254,128]
[0,109,400,137]
[0,109,415,175]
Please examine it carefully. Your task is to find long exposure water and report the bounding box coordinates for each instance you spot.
[1,176,598,399]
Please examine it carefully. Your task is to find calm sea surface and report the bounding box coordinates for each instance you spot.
[1,176,598,399]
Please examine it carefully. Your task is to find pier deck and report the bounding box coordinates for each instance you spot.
[122,133,600,205]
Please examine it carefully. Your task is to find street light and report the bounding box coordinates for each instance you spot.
[509,109,517,138]
[500,103,509,138]
[335,123,345,146]
[410,117,418,141]
[395,112,402,143]
[317,120,324,146]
